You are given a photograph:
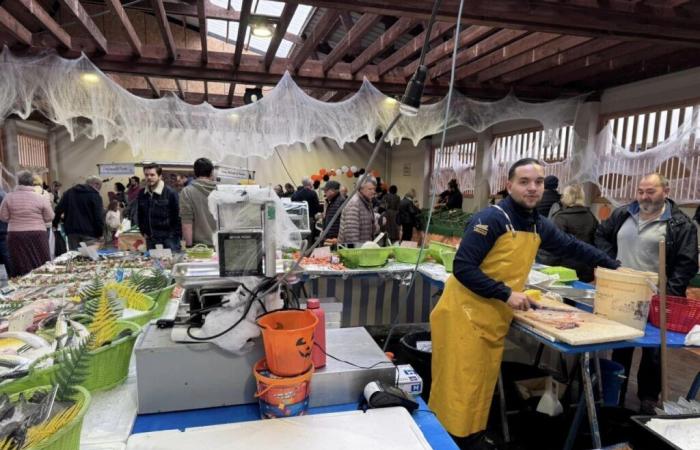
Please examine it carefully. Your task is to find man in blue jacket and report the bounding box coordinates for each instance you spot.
[429,158,619,449]
[137,163,181,252]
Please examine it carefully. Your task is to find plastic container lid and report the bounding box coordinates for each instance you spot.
[307,298,320,309]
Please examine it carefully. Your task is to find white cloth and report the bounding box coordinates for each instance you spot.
[685,324,700,346]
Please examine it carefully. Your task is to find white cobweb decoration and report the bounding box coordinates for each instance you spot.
[0,48,583,160]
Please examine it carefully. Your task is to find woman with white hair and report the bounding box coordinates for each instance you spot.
[0,170,55,276]
[549,184,598,282]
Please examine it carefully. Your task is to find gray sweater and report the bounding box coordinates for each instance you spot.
[179,179,217,246]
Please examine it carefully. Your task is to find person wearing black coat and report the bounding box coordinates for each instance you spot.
[548,185,598,282]
[52,176,105,250]
[595,173,698,414]
[137,164,182,252]
[291,178,321,218]
[398,189,421,241]
[321,181,343,240]
[536,175,561,216]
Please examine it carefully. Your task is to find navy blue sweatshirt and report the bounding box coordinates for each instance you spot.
[454,196,619,301]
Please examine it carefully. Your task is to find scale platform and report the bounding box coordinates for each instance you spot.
[135,326,395,414]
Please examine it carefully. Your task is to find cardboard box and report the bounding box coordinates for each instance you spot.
[396,364,423,396]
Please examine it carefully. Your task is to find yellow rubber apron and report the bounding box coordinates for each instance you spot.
[428,205,540,437]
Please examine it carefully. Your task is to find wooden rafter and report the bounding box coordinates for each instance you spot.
[377,22,455,76]
[339,11,354,32]
[227,82,236,106]
[0,6,32,45]
[402,25,493,78]
[285,0,700,47]
[145,77,161,98]
[104,0,142,55]
[16,0,71,49]
[350,17,416,74]
[127,88,245,107]
[150,0,177,60]
[322,13,380,72]
[328,90,348,102]
[197,0,208,63]
[175,79,185,98]
[499,39,619,83]
[476,35,592,82]
[233,0,252,69]
[291,8,341,71]
[204,81,209,103]
[429,29,528,79]
[450,32,561,81]
[59,0,108,53]
[264,3,298,71]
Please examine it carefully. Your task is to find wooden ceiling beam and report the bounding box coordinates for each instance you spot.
[377,22,455,76]
[227,82,236,106]
[476,35,592,82]
[16,0,71,49]
[450,32,563,81]
[150,0,177,60]
[350,17,417,74]
[291,8,340,71]
[104,0,142,55]
[197,0,208,63]
[0,6,32,45]
[429,29,528,79]
[282,0,700,47]
[233,0,252,69]
[327,90,349,102]
[322,13,380,72]
[403,25,493,78]
[145,77,161,98]
[499,38,619,83]
[175,79,185,98]
[59,0,108,53]
[521,41,651,85]
[127,88,245,107]
[339,11,354,32]
[264,3,298,71]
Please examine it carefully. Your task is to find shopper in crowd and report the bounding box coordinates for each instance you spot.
[547,184,599,282]
[694,204,700,226]
[127,176,141,203]
[137,163,181,251]
[536,175,561,217]
[0,187,9,276]
[595,173,698,414]
[114,182,127,207]
[339,185,348,198]
[283,183,295,198]
[273,184,284,197]
[50,181,62,206]
[429,158,619,449]
[437,179,463,210]
[382,185,401,242]
[105,199,121,246]
[33,175,53,204]
[0,171,54,276]
[338,177,377,244]
[321,181,343,240]
[53,176,105,250]
[180,158,217,247]
[398,188,421,242]
[292,178,321,220]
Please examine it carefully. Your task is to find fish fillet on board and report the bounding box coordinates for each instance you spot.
[513,297,644,345]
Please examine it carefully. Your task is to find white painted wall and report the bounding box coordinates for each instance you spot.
[387,139,431,207]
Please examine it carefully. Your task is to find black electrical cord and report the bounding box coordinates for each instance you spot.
[382,0,466,353]
[314,342,393,370]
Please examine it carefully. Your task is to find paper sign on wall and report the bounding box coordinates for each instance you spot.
[98,163,135,176]
[403,163,411,176]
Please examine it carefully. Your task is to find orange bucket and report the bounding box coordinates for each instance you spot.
[254,358,314,419]
[256,309,318,377]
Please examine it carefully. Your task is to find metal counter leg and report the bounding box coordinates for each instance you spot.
[582,352,602,449]
[498,371,510,443]
[593,353,604,405]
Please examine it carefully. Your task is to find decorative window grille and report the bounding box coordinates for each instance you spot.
[433,140,478,196]
[17,133,49,170]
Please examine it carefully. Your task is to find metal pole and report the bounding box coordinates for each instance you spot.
[582,352,602,449]
[497,371,510,443]
[659,238,668,403]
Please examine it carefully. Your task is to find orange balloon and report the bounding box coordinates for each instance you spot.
[330,170,336,176]
[310,174,320,181]
[371,170,380,178]
[319,168,327,176]
[346,170,354,178]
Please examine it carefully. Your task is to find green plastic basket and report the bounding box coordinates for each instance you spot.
[81,320,141,392]
[392,246,428,264]
[337,247,394,268]
[540,266,578,283]
[146,283,177,319]
[186,244,214,260]
[429,241,457,264]
[121,295,156,327]
[441,250,457,273]
[15,385,91,450]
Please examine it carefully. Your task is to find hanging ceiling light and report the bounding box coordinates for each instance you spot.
[249,16,275,38]
[244,87,263,104]
[80,72,101,85]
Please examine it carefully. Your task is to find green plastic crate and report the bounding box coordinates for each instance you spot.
[429,241,457,264]
[15,385,91,450]
[392,246,428,264]
[337,247,394,268]
[441,250,457,273]
[540,266,578,283]
[146,283,177,319]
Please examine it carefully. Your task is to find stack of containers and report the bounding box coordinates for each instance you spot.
[254,308,320,419]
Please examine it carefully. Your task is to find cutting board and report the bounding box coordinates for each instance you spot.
[513,297,644,345]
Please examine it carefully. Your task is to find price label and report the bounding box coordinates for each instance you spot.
[150,244,173,259]
[400,241,418,248]
[78,242,99,261]
[311,246,332,258]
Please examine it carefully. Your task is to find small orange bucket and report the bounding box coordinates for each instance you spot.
[256,309,318,377]
[254,358,314,419]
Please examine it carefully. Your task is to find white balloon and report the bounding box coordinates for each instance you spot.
[350,166,358,173]
[341,165,349,173]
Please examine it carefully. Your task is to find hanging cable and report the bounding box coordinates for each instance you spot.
[275,147,297,185]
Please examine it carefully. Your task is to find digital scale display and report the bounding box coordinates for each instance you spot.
[218,232,264,276]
